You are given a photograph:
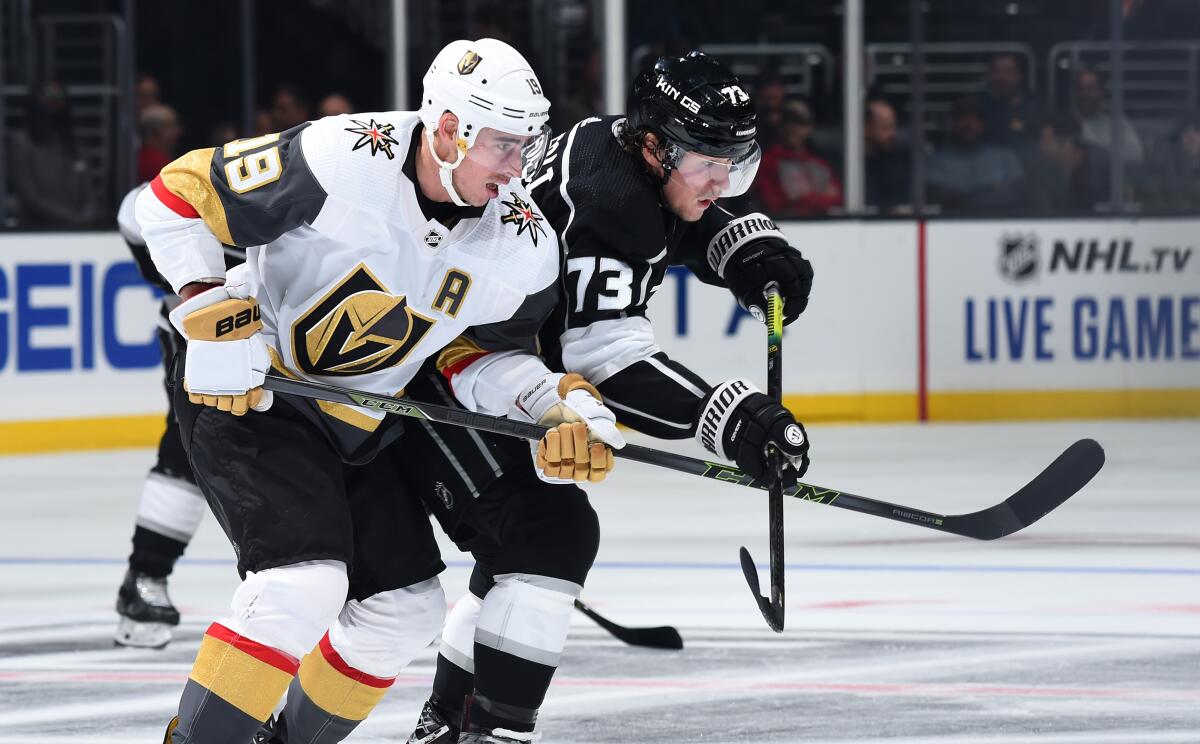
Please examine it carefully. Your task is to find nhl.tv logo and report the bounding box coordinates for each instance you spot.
[998,233,1038,283]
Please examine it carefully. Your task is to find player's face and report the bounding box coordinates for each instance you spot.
[658,147,762,222]
[453,126,550,206]
[662,165,722,222]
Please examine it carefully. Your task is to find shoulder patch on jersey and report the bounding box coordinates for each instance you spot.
[498,192,548,246]
[343,118,399,160]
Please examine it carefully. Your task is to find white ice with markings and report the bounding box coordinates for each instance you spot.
[0,420,1197,742]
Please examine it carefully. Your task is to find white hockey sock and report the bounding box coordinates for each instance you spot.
[135,472,205,543]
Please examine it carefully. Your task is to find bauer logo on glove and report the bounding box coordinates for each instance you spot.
[214,303,261,338]
[170,284,274,417]
[515,372,626,484]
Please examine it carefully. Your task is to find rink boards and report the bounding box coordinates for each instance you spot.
[1,218,1197,452]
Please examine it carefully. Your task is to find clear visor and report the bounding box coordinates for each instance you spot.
[462,124,552,184]
[665,142,762,199]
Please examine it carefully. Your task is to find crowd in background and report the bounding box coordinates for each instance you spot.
[748,52,1200,217]
[3,75,358,229]
[3,20,1199,227]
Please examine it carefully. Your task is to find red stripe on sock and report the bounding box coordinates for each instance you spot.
[318,633,394,689]
[150,175,200,218]
[205,623,300,675]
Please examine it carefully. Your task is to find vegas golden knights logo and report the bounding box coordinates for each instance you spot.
[293,265,435,376]
[457,51,483,75]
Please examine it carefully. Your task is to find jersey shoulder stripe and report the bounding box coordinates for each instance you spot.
[156,122,326,247]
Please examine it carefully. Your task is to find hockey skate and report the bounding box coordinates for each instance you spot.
[114,569,180,649]
[407,697,460,743]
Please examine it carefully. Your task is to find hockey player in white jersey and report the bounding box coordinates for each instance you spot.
[137,39,624,744]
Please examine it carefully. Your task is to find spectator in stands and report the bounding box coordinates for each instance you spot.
[552,48,602,135]
[981,53,1044,149]
[254,109,274,136]
[1028,113,1106,213]
[137,103,183,182]
[1072,67,1144,163]
[473,1,516,44]
[210,122,239,147]
[755,100,843,217]
[270,83,312,131]
[134,73,161,120]
[318,93,354,117]
[864,98,912,213]
[926,96,1024,212]
[753,73,788,148]
[1138,113,1200,211]
[8,80,99,227]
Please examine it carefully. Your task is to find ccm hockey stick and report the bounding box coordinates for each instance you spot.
[574,599,684,650]
[738,285,786,632]
[261,375,1105,540]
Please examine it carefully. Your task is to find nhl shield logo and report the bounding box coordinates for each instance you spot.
[998,233,1039,283]
[457,51,483,75]
[424,229,444,249]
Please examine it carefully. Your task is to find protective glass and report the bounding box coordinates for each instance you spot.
[464,124,552,181]
[665,141,762,198]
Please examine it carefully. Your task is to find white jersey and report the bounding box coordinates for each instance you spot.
[135,112,558,456]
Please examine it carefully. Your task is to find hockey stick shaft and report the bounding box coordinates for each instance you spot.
[766,288,786,624]
[261,375,1104,540]
[739,286,786,632]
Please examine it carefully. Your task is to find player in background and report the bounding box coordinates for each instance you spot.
[403,52,814,743]
[138,38,624,744]
[112,184,245,649]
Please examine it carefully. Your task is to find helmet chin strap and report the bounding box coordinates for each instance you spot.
[424,129,471,207]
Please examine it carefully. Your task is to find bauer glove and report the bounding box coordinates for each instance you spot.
[169,281,272,416]
[694,378,810,484]
[706,213,813,325]
[515,372,625,483]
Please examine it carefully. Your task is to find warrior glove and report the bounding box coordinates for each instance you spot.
[706,213,813,325]
[169,281,272,416]
[694,378,810,484]
[516,373,625,483]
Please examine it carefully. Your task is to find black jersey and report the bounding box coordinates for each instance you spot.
[526,115,742,439]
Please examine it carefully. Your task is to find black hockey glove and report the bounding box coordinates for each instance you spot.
[705,213,813,326]
[694,379,810,484]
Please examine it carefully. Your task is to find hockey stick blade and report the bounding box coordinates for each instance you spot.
[738,546,784,632]
[785,438,1104,539]
[938,437,1106,540]
[574,599,684,650]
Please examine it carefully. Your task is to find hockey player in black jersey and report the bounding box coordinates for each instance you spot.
[404,52,814,743]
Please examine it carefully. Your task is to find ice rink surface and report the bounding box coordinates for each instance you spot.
[0,419,1197,743]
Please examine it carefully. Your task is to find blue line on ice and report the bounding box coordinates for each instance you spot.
[0,556,1196,576]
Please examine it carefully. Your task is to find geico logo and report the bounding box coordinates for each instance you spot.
[215,305,261,338]
[0,261,162,373]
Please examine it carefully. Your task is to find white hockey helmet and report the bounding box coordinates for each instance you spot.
[419,38,552,205]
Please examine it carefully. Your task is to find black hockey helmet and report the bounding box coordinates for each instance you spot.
[630,52,760,196]
[631,52,758,158]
